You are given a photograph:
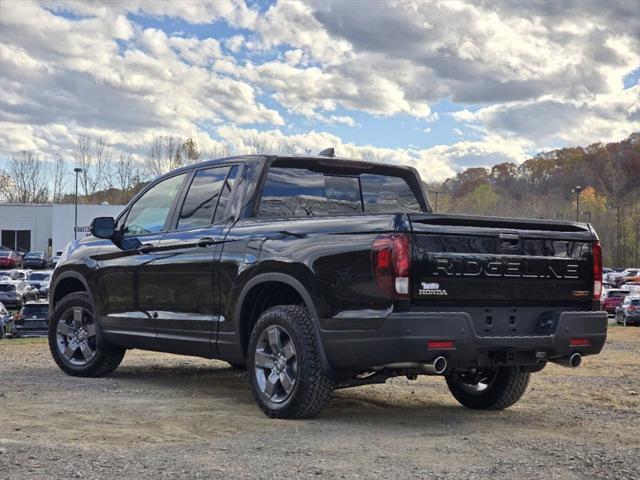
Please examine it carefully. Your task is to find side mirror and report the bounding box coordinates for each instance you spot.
[90,217,116,240]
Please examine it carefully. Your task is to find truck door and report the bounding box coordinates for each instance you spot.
[152,165,240,357]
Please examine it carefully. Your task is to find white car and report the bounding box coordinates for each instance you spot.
[7,269,33,281]
[0,301,10,338]
[620,283,640,294]
[26,270,53,298]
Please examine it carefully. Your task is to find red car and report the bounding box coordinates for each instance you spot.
[0,250,21,268]
[602,289,630,314]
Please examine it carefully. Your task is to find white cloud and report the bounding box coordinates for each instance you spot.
[0,0,638,182]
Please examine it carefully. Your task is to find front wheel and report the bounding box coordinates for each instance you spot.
[446,367,530,410]
[247,305,333,419]
[48,292,125,377]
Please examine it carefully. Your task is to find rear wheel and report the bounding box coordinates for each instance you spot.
[446,367,530,410]
[48,292,125,377]
[247,305,333,419]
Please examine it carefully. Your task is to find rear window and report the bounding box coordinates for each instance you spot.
[360,174,421,213]
[22,305,48,316]
[608,291,627,298]
[258,166,421,217]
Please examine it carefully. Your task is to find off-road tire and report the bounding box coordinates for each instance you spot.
[48,292,125,377]
[247,305,333,419]
[446,367,530,410]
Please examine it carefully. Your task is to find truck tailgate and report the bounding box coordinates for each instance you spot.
[409,214,596,304]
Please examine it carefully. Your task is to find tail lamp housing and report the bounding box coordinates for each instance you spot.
[372,233,410,298]
[592,240,602,300]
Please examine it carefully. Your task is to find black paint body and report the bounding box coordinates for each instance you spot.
[49,155,607,376]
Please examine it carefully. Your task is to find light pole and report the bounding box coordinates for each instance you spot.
[573,185,582,222]
[74,168,83,240]
[429,190,441,213]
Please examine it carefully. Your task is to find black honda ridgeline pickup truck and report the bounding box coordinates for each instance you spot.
[48,154,607,418]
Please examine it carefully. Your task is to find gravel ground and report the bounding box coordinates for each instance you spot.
[1,327,638,480]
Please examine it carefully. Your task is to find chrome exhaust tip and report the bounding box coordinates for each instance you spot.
[569,352,582,368]
[553,352,582,368]
[423,356,447,375]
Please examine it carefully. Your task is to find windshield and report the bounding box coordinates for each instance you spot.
[26,252,44,258]
[28,273,50,281]
[0,251,11,257]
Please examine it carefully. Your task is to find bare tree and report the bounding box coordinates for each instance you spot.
[242,132,269,154]
[200,142,232,160]
[145,136,183,177]
[114,153,141,204]
[72,136,112,202]
[51,153,68,203]
[1,151,49,203]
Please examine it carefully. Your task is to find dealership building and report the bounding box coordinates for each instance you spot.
[0,203,125,255]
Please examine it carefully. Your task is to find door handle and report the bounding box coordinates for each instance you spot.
[137,243,154,254]
[197,237,216,248]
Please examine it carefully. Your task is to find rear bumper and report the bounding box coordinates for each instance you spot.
[320,310,607,370]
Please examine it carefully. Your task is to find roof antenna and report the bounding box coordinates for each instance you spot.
[318,147,335,158]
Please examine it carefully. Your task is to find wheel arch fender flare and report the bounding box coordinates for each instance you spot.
[235,272,334,377]
[50,270,93,313]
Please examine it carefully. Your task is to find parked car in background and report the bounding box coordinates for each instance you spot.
[22,251,52,269]
[0,250,21,269]
[619,274,640,285]
[615,296,640,326]
[620,283,640,295]
[7,269,31,281]
[601,289,630,314]
[0,302,10,339]
[26,271,52,298]
[10,302,49,337]
[0,281,38,308]
[612,268,640,287]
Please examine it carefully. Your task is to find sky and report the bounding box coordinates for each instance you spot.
[0,0,638,182]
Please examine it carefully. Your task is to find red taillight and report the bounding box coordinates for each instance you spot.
[428,340,455,350]
[570,338,591,347]
[372,233,411,298]
[592,240,602,300]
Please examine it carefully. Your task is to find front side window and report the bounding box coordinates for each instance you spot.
[177,167,231,230]
[124,173,186,236]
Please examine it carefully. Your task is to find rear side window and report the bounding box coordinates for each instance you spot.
[214,165,240,223]
[258,167,421,217]
[259,168,328,217]
[177,166,231,230]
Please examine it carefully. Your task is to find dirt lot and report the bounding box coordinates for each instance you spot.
[1,328,638,480]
